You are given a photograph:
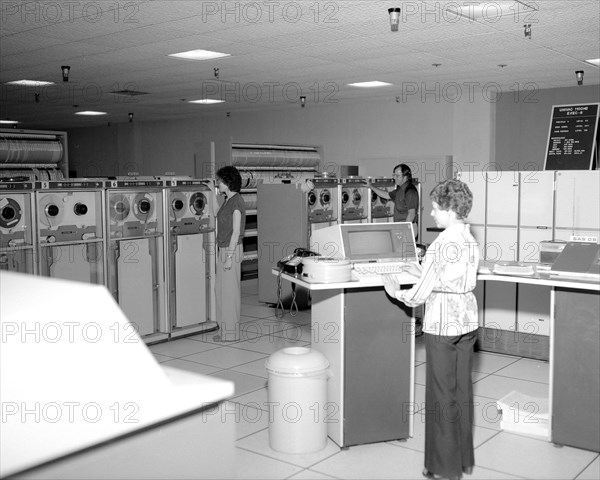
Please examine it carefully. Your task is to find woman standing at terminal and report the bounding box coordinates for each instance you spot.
[211,166,246,342]
[382,178,479,480]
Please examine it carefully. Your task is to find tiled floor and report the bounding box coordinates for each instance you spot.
[149,279,599,480]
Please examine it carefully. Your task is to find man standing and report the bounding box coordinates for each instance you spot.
[369,163,419,226]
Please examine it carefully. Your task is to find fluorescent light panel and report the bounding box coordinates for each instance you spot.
[6,80,55,87]
[0,120,19,124]
[188,99,224,104]
[585,59,600,67]
[168,49,230,61]
[75,111,107,116]
[348,81,393,88]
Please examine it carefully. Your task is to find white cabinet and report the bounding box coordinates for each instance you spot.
[555,170,600,232]
[519,170,555,228]
[486,172,519,226]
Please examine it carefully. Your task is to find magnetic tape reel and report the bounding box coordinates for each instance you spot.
[189,192,207,216]
[132,193,155,220]
[0,197,22,230]
[170,192,187,220]
[109,194,131,223]
[38,194,65,228]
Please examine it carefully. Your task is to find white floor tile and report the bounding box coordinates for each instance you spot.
[473,374,549,401]
[475,431,598,479]
[230,357,270,378]
[236,429,342,469]
[210,369,268,398]
[311,442,424,479]
[184,346,267,369]
[472,351,520,374]
[288,469,339,479]
[577,456,600,480]
[160,357,222,376]
[213,401,270,441]
[231,387,269,412]
[233,446,304,479]
[230,333,310,355]
[493,357,550,384]
[147,337,219,358]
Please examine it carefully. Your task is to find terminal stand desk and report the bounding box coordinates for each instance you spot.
[274,270,416,449]
[479,266,599,452]
[278,266,600,453]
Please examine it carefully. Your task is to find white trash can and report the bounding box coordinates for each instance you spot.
[265,347,330,454]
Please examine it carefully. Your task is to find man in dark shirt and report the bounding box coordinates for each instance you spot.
[369,163,419,224]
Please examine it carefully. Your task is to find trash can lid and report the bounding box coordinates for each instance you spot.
[265,347,329,375]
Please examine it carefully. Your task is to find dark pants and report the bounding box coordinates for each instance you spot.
[424,329,477,478]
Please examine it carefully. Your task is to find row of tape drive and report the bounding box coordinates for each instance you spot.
[0,177,216,343]
[307,176,395,226]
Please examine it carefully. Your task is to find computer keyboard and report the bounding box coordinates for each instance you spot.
[353,261,419,276]
[351,261,421,285]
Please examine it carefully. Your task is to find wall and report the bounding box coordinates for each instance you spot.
[67,96,455,179]
[495,84,599,171]
[67,85,599,180]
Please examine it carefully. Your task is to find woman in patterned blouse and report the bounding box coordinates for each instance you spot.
[382,178,479,480]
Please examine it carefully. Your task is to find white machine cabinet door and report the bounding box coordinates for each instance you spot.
[555,170,600,231]
[519,170,555,228]
[486,171,519,226]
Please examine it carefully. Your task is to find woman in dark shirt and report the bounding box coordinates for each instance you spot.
[211,166,246,341]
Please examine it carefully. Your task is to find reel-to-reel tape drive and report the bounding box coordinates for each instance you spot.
[35,180,105,284]
[107,190,161,238]
[37,181,103,243]
[0,181,35,274]
[307,177,339,224]
[340,177,368,223]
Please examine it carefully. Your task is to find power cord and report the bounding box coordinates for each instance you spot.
[275,269,299,318]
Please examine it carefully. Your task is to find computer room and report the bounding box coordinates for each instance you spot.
[1,2,599,479]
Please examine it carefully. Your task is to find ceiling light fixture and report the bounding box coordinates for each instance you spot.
[188,99,224,104]
[75,111,107,116]
[214,68,219,79]
[168,49,231,61]
[300,96,306,108]
[575,70,584,86]
[388,8,401,32]
[0,119,19,125]
[61,65,71,82]
[129,113,134,123]
[348,81,393,88]
[585,59,600,67]
[524,24,532,39]
[6,80,54,87]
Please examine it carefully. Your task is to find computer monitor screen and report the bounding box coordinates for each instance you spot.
[346,230,393,256]
[310,222,417,263]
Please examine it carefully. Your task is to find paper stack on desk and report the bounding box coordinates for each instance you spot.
[492,261,535,276]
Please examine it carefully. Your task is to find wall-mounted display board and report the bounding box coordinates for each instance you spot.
[544,103,599,170]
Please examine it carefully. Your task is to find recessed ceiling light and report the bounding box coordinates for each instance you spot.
[585,59,600,67]
[168,49,231,61]
[0,119,19,124]
[75,111,107,116]
[188,99,224,104]
[5,80,55,87]
[348,81,393,88]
